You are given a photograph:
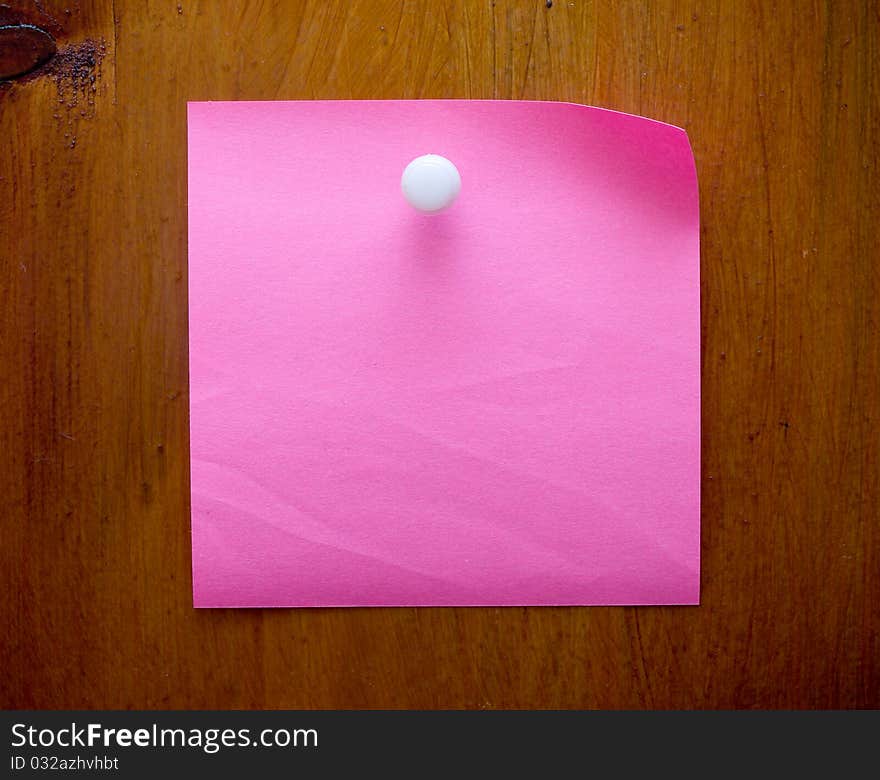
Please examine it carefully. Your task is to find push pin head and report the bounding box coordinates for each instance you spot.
[401,154,461,214]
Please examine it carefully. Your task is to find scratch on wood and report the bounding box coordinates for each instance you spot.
[111,0,119,103]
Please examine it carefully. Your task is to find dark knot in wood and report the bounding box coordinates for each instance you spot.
[0,24,56,81]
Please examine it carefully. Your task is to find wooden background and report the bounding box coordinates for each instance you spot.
[1,0,877,709]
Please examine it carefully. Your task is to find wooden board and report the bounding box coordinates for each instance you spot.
[1,0,877,709]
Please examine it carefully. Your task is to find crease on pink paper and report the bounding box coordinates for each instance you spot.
[187,100,700,608]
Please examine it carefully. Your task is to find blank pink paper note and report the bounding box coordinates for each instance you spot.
[187,100,700,607]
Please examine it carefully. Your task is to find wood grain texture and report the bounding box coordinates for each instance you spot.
[1,0,877,709]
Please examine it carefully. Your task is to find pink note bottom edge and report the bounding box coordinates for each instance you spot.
[192,600,701,609]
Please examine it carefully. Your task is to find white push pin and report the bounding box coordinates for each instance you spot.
[401,154,461,214]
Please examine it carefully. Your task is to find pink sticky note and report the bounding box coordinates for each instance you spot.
[188,100,700,608]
